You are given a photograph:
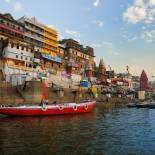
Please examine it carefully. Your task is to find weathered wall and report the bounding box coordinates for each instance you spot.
[0,81,24,105]
[17,81,42,104]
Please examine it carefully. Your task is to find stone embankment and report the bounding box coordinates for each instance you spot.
[0,80,134,105]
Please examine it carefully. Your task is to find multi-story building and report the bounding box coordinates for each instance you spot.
[41,25,61,68]
[59,39,95,74]
[18,16,44,51]
[0,13,24,41]
[0,13,35,78]
[2,40,34,74]
[58,44,65,59]
[18,16,61,69]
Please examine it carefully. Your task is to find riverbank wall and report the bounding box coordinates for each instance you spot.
[0,80,135,105]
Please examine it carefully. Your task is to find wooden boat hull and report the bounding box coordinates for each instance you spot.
[0,101,96,116]
[136,103,149,108]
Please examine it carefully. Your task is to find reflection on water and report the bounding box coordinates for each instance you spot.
[1,104,155,155]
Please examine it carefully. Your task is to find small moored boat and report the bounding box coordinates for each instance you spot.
[136,101,149,108]
[0,101,96,116]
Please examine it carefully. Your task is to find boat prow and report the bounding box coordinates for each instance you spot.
[0,101,96,116]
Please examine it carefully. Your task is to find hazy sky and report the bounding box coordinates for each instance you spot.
[1,0,155,79]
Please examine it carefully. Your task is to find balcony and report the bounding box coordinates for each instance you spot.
[8,64,35,72]
[25,25,44,36]
[0,23,24,35]
[44,40,58,48]
[25,33,44,42]
[3,47,34,62]
[44,34,57,41]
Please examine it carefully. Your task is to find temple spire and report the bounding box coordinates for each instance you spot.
[98,58,106,84]
[99,58,105,68]
[140,70,148,91]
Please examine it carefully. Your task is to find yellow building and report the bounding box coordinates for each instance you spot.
[41,25,60,68]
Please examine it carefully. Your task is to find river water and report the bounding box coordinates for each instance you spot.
[1,104,155,155]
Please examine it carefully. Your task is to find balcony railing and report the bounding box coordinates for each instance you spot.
[0,23,24,35]
[25,33,44,42]
[8,64,35,72]
[25,25,44,36]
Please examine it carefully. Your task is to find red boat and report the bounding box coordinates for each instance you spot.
[0,79,96,116]
[0,101,96,116]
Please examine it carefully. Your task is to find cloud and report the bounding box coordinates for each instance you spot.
[3,0,11,3]
[65,29,80,38]
[13,1,24,12]
[91,41,120,56]
[3,0,24,13]
[93,20,104,27]
[93,0,101,7]
[123,0,155,24]
[123,0,146,24]
[128,36,137,42]
[141,29,155,43]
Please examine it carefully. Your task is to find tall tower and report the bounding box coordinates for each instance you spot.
[140,70,148,91]
[98,59,106,83]
[85,61,93,78]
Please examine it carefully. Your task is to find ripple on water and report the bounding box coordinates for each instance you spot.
[1,106,155,155]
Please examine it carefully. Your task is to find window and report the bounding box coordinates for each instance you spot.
[21,46,24,50]
[17,45,19,49]
[11,43,14,48]
[16,55,18,58]
[25,57,27,60]
[21,56,23,59]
